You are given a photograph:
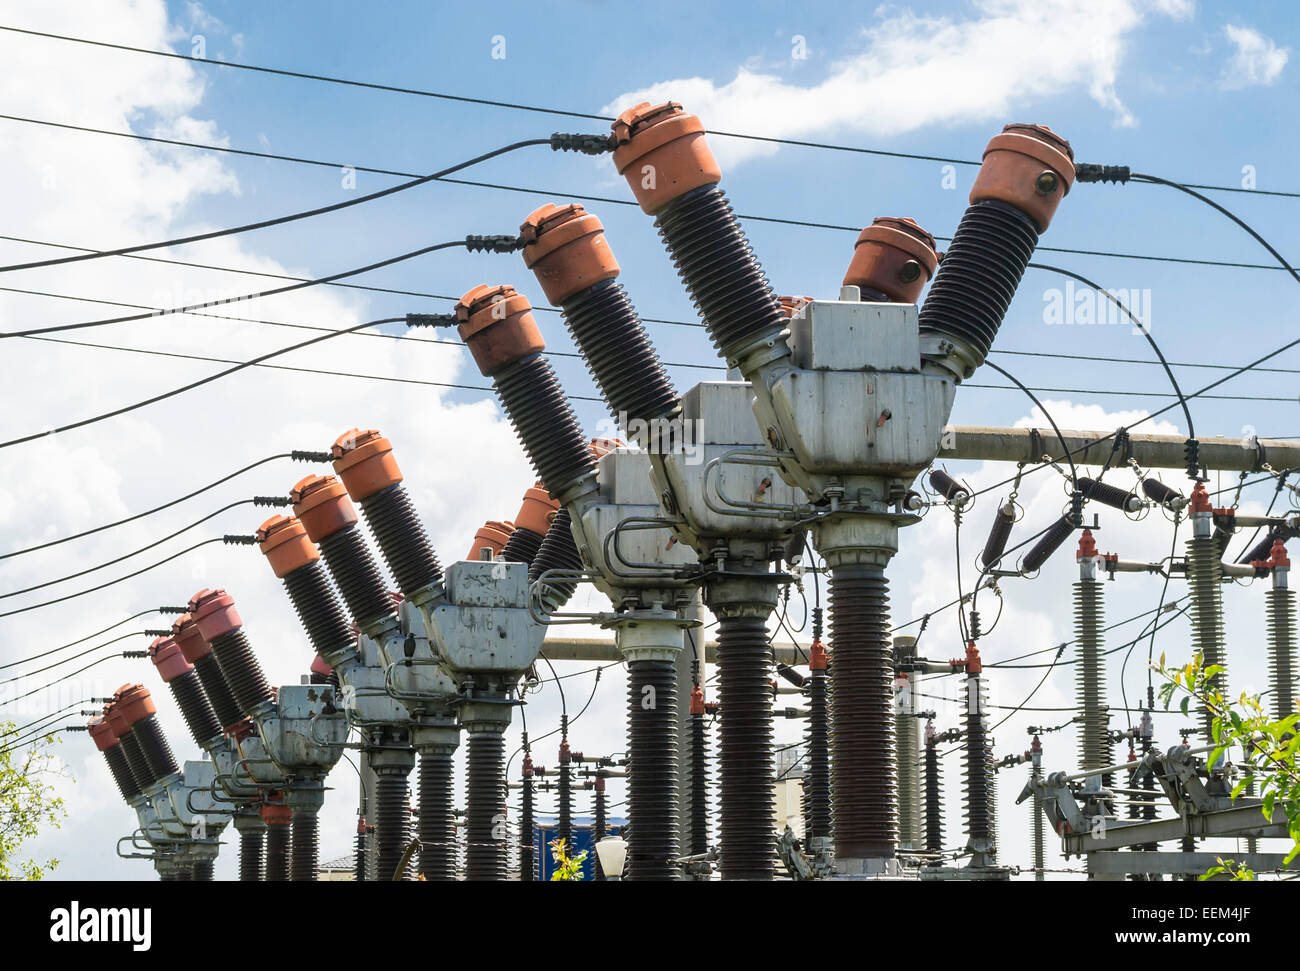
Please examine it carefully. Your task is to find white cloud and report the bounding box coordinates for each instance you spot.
[1219,24,1288,90]
[603,0,1191,169]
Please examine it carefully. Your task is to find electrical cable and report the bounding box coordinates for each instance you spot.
[0,608,175,669]
[0,632,143,685]
[0,652,133,708]
[0,698,90,740]
[0,136,552,275]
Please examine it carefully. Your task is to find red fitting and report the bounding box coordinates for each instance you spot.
[260,802,292,826]
[1188,481,1213,515]
[467,520,515,560]
[842,217,938,304]
[594,775,606,792]
[558,739,571,764]
[310,655,333,680]
[171,612,211,664]
[965,641,982,676]
[969,124,1075,232]
[689,685,705,715]
[590,437,623,460]
[519,203,621,305]
[455,284,546,377]
[290,474,358,542]
[112,683,156,728]
[331,428,405,501]
[148,635,193,683]
[777,295,812,318]
[809,638,828,672]
[1076,528,1098,559]
[1271,540,1291,569]
[610,102,721,215]
[514,482,560,536]
[1030,735,1042,754]
[188,588,243,642]
[256,514,319,578]
[522,753,534,777]
[230,717,256,743]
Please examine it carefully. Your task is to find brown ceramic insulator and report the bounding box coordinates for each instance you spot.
[467,520,515,561]
[256,514,319,578]
[455,284,547,377]
[172,613,211,663]
[88,715,119,752]
[842,217,939,303]
[513,483,559,537]
[112,683,157,728]
[969,124,1075,233]
[611,102,722,215]
[189,589,244,642]
[148,636,193,683]
[519,203,620,305]
[331,428,404,502]
[290,474,358,543]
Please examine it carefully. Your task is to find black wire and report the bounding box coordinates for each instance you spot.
[2,454,309,560]
[4,112,1293,273]
[0,698,90,739]
[0,136,549,275]
[0,716,75,755]
[2,238,459,339]
[0,608,168,670]
[0,652,130,708]
[0,500,260,598]
[977,359,1078,484]
[1027,263,1194,438]
[3,29,1294,199]
[985,595,1189,668]
[0,633,142,685]
[0,537,224,619]
[0,315,404,449]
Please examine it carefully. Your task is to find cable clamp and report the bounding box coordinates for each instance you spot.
[1074,163,1131,184]
[222,534,258,546]
[465,234,524,254]
[406,312,458,328]
[290,450,332,463]
[550,132,619,155]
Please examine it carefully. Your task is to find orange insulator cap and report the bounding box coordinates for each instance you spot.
[1271,540,1291,569]
[104,700,130,739]
[189,588,243,642]
[1188,481,1213,515]
[256,514,319,578]
[88,715,119,751]
[964,641,983,676]
[310,654,333,680]
[513,482,560,536]
[842,217,939,304]
[689,685,706,715]
[172,613,211,664]
[467,520,515,560]
[113,683,157,728]
[290,474,358,542]
[455,284,546,377]
[809,639,828,671]
[149,635,193,683]
[1076,528,1098,559]
[590,437,623,460]
[331,428,404,501]
[519,203,621,305]
[610,102,722,215]
[969,124,1075,233]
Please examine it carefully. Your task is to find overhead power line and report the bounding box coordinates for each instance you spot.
[2,25,1296,199]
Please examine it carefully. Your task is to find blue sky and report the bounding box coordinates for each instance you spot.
[1,0,1297,878]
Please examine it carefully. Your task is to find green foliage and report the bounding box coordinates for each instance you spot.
[1155,652,1300,880]
[548,838,588,881]
[0,723,68,881]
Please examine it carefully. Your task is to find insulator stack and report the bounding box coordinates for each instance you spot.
[894,642,921,850]
[501,525,543,565]
[189,590,274,717]
[626,658,680,880]
[1142,477,1182,508]
[239,826,264,882]
[257,515,356,661]
[918,125,1074,379]
[520,753,536,882]
[174,613,244,733]
[803,642,831,844]
[557,725,573,856]
[468,520,513,560]
[528,508,584,612]
[689,686,710,859]
[464,729,507,881]
[520,203,679,429]
[1186,520,1228,740]
[110,684,178,785]
[193,861,214,881]
[291,475,394,627]
[923,734,943,853]
[1030,757,1045,881]
[1075,535,1111,775]
[929,469,969,505]
[291,810,318,881]
[1266,545,1297,720]
[713,611,774,879]
[457,285,596,497]
[829,563,896,861]
[501,482,559,569]
[264,808,291,882]
[374,772,411,881]
[610,102,785,360]
[592,776,608,880]
[1240,524,1298,565]
[981,500,1016,569]
[964,676,995,861]
[1022,515,1074,572]
[149,636,222,748]
[332,429,443,599]
[89,715,141,801]
[418,750,456,881]
[843,217,939,304]
[1077,476,1141,513]
[354,820,367,882]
